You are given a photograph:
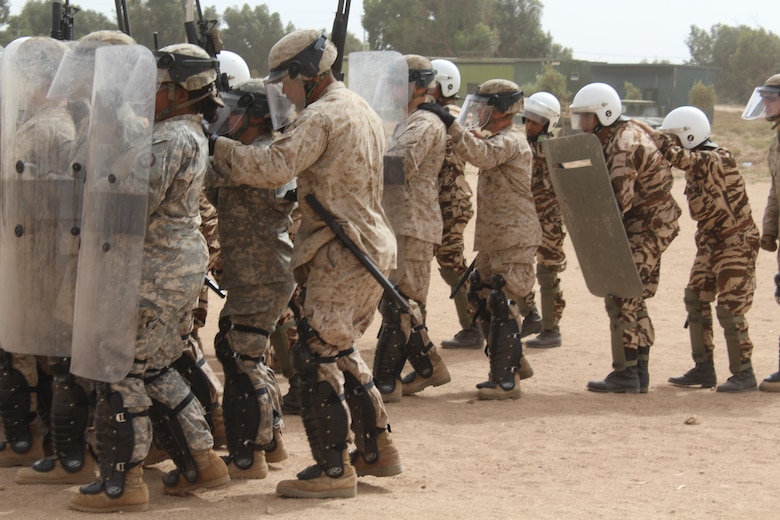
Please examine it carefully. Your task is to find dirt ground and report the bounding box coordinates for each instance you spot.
[2,174,780,519]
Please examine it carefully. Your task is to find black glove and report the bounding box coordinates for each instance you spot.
[418,102,455,128]
[775,272,780,305]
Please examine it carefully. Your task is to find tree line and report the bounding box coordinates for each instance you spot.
[0,0,777,104]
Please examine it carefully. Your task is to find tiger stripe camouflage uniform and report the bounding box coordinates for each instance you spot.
[529,137,566,333]
[655,132,759,386]
[598,119,681,388]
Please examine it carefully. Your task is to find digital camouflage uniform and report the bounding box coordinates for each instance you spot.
[210,131,296,468]
[529,136,566,331]
[600,119,681,372]
[210,82,397,477]
[655,133,759,379]
[760,132,780,390]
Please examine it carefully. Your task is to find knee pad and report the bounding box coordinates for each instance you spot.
[374,297,407,393]
[344,372,379,462]
[0,350,35,449]
[486,280,523,390]
[222,370,268,469]
[172,351,219,433]
[50,359,90,471]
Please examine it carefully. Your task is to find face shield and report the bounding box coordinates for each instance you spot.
[263,76,296,131]
[742,86,780,120]
[207,91,248,136]
[457,94,494,130]
[522,110,549,126]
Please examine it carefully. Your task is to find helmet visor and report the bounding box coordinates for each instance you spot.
[264,77,296,131]
[742,87,780,120]
[457,94,493,130]
[207,92,249,136]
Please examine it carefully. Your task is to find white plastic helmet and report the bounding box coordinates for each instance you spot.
[431,58,460,98]
[522,91,561,129]
[218,50,250,88]
[570,82,622,127]
[659,106,710,150]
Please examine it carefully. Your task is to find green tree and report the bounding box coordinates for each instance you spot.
[686,24,780,103]
[0,0,9,26]
[520,63,569,103]
[491,0,570,59]
[0,0,115,45]
[219,3,288,76]
[688,80,716,122]
[624,81,641,99]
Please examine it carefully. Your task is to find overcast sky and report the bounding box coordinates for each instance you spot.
[11,0,777,64]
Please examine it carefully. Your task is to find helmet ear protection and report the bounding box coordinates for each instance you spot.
[285,34,327,80]
[155,51,218,87]
[485,90,523,113]
[409,69,436,89]
[236,92,270,119]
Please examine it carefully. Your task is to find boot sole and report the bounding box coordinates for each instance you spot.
[668,381,715,389]
[276,484,357,499]
[355,463,403,477]
[402,375,451,396]
[586,385,640,394]
[16,473,96,485]
[759,381,780,392]
[70,503,149,513]
[163,473,231,496]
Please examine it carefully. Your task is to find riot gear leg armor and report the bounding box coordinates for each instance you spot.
[373,294,407,399]
[0,349,44,466]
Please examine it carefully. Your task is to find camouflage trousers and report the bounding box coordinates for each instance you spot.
[611,220,680,351]
[533,216,567,325]
[474,248,537,317]
[688,227,759,362]
[391,236,435,307]
[295,241,389,435]
[435,173,474,275]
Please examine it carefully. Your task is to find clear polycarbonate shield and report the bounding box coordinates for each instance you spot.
[263,78,296,131]
[544,133,642,299]
[207,91,249,136]
[741,87,780,120]
[457,94,493,130]
[47,44,100,102]
[0,37,80,356]
[70,44,156,382]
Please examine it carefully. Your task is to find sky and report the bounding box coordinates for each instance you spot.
[9,0,777,64]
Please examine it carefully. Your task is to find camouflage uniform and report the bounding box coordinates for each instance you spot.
[529,136,566,332]
[600,120,681,375]
[760,132,780,390]
[109,114,213,465]
[209,132,296,459]
[656,133,759,379]
[210,81,396,466]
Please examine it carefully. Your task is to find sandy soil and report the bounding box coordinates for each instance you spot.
[2,173,779,519]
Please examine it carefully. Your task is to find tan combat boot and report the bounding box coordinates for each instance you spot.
[477,373,522,400]
[223,450,268,480]
[265,427,288,464]
[163,448,230,496]
[401,349,451,395]
[16,453,96,485]
[210,404,228,449]
[379,379,403,403]
[69,465,149,513]
[518,355,534,380]
[142,441,169,466]
[352,430,403,477]
[276,450,357,499]
[0,434,45,468]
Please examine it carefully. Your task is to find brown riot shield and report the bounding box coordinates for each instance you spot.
[70,45,156,383]
[544,133,642,298]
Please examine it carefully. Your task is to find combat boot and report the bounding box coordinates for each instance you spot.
[525,327,561,348]
[265,427,289,464]
[637,346,650,394]
[440,324,484,349]
[281,376,301,415]
[477,373,521,400]
[162,448,230,495]
[210,404,227,449]
[16,453,96,485]
[668,360,717,389]
[276,450,357,499]
[0,433,45,468]
[519,310,543,338]
[759,370,780,392]
[517,355,534,380]
[587,366,640,394]
[378,378,402,403]
[401,350,451,395]
[142,441,169,466]
[716,367,757,393]
[222,450,268,480]
[69,465,149,513]
[351,430,402,477]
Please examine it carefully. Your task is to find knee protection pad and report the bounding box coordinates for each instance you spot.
[0,350,35,450]
[172,352,219,433]
[374,297,407,393]
[50,359,90,472]
[222,370,267,469]
[344,372,378,462]
[92,382,145,498]
[404,319,434,378]
[486,277,523,390]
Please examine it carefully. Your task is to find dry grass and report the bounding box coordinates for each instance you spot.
[710,105,774,179]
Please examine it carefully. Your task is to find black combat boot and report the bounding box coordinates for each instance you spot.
[716,366,757,393]
[637,346,650,393]
[587,366,640,394]
[668,359,716,389]
[519,309,542,338]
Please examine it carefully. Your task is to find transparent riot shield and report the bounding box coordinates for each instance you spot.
[70,45,156,382]
[545,133,642,298]
[0,36,78,356]
[348,51,408,250]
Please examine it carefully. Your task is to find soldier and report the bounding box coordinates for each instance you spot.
[208,29,401,499]
[426,79,541,400]
[570,83,681,394]
[207,78,296,478]
[523,92,566,349]
[373,54,451,401]
[742,73,780,392]
[430,59,482,351]
[656,106,760,392]
[69,43,228,513]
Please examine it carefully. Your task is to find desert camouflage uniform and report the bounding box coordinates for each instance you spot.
[192,192,221,333]
[110,114,212,464]
[601,120,681,360]
[656,134,758,370]
[763,134,780,269]
[209,132,296,448]
[530,136,566,329]
[451,123,541,316]
[210,82,396,448]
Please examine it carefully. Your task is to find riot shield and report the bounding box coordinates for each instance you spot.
[70,45,156,383]
[544,133,642,298]
[0,36,79,356]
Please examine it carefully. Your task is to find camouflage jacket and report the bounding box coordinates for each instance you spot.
[655,134,755,238]
[144,114,208,281]
[209,82,396,273]
[600,119,681,229]
[529,135,562,225]
[762,132,780,238]
[386,107,446,244]
[450,122,540,252]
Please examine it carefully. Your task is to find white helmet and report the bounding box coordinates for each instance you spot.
[522,91,561,129]
[570,82,622,128]
[431,58,460,98]
[659,106,710,150]
[218,50,250,89]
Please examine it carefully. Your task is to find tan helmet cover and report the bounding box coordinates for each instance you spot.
[268,29,337,81]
